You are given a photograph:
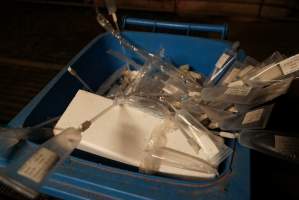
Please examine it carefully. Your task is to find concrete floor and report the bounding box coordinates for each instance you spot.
[0,1,298,200]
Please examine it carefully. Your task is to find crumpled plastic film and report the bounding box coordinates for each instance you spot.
[96,11,203,107]
[201,77,293,106]
[239,129,299,163]
[139,119,218,175]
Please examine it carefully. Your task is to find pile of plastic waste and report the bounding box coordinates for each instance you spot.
[1,6,299,199]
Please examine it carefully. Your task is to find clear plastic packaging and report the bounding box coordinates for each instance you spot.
[236,56,260,80]
[96,11,203,98]
[96,11,153,61]
[173,108,218,156]
[198,104,237,126]
[94,12,235,175]
[246,54,299,85]
[107,50,142,70]
[117,95,171,118]
[201,77,293,106]
[219,56,260,86]
[238,130,299,163]
[218,61,243,86]
[0,127,82,199]
[208,41,240,84]
[220,104,274,131]
[142,147,219,176]
[172,108,232,165]
[139,119,218,175]
[240,51,286,84]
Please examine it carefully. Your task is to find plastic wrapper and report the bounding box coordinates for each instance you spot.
[236,56,260,79]
[173,108,219,156]
[173,108,232,165]
[198,104,237,126]
[139,119,218,176]
[121,59,203,111]
[96,11,203,103]
[179,64,206,86]
[207,41,240,84]
[220,104,274,131]
[245,54,299,85]
[218,61,243,86]
[239,130,299,163]
[226,52,284,87]
[201,77,293,106]
[240,51,286,84]
[0,127,82,199]
[219,56,260,86]
[96,11,150,60]
[117,95,171,118]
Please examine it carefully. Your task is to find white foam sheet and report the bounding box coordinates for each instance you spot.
[54,90,216,178]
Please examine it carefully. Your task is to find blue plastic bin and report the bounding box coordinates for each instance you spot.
[4,18,250,200]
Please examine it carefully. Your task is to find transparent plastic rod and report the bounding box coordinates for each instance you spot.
[107,49,142,70]
[150,147,218,175]
[96,65,127,95]
[68,66,94,92]
[96,11,151,60]
[140,119,218,176]
[172,107,220,158]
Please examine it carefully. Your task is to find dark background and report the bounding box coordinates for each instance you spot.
[0,0,299,199]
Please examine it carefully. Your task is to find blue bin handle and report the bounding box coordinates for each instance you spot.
[122,17,228,39]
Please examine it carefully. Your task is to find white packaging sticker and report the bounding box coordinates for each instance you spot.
[279,54,299,75]
[242,108,264,124]
[215,53,231,69]
[223,68,241,84]
[18,148,59,183]
[224,86,251,96]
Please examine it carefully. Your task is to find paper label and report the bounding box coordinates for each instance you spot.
[242,108,264,124]
[18,148,59,183]
[279,54,299,75]
[223,68,241,84]
[215,53,230,69]
[224,86,251,96]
